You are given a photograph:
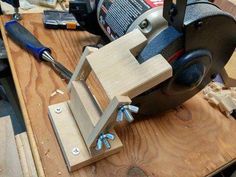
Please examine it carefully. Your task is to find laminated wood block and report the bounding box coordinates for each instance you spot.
[15,132,38,177]
[0,116,23,177]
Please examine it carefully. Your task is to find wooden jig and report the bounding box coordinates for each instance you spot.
[48,29,172,171]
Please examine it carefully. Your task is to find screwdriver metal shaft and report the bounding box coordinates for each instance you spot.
[42,51,73,81]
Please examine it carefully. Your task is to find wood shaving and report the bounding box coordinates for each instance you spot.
[50,91,57,97]
[203,81,236,117]
[44,149,50,156]
[56,89,64,95]
[50,89,65,97]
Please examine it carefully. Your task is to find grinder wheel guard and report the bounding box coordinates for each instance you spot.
[70,0,236,115]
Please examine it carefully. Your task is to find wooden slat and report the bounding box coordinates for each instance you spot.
[15,132,38,177]
[67,47,98,90]
[70,81,101,141]
[0,116,23,177]
[86,96,131,150]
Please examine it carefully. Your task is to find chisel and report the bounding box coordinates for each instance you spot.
[4,20,73,81]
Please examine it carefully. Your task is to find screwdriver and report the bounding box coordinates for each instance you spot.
[4,20,73,81]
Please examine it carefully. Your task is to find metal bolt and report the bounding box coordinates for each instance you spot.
[123,108,134,122]
[127,105,139,113]
[116,105,139,123]
[55,107,62,114]
[72,147,80,155]
[96,133,115,151]
[96,137,103,151]
[102,137,111,149]
[13,8,21,21]
[195,21,203,29]
[117,108,124,122]
[139,20,148,29]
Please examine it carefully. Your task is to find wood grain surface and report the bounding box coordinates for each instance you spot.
[215,0,236,15]
[1,13,236,177]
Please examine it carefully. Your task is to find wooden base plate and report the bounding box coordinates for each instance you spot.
[48,102,123,172]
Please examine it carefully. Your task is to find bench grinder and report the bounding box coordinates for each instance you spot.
[69,0,236,115]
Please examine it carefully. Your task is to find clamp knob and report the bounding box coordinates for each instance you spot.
[96,133,115,151]
[116,105,139,123]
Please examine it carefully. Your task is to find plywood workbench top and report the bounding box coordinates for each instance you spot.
[1,13,236,177]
